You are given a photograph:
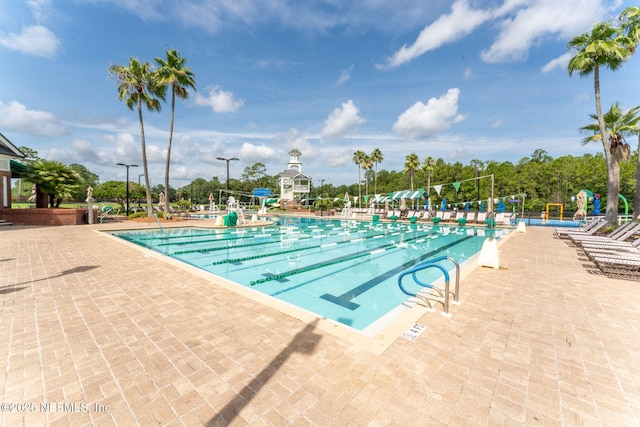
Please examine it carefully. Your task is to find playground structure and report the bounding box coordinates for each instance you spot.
[544,203,563,221]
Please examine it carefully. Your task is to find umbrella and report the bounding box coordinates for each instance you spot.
[487,197,494,213]
[441,198,447,211]
[480,201,485,212]
[400,197,406,211]
[497,200,506,212]
[573,190,587,220]
[344,192,351,208]
[464,202,470,211]
[593,194,601,215]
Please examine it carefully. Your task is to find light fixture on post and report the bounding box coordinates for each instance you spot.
[216,157,239,203]
[116,163,138,216]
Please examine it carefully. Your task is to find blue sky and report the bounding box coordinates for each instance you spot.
[1,0,639,188]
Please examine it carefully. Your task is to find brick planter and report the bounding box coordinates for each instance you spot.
[0,208,97,226]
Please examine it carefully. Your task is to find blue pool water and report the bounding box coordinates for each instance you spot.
[111,217,511,332]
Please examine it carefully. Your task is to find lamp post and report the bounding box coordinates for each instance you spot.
[137,174,144,208]
[116,163,138,216]
[216,157,239,203]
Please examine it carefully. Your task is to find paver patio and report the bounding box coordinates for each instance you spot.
[1,220,639,426]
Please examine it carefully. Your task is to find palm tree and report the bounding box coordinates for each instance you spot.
[580,103,639,208]
[404,153,420,191]
[155,49,196,217]
[370,148,383,195]
[110,58,165,217]
[361,154,373,199]
[619,6,640,219]
[423,156,435,211]
[568,21,629,224]
[23,160,82,208]
[352,150,366,208]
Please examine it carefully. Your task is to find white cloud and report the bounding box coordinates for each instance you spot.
[542,52,572,73]
[321,100,365,139]
[27,0,52,22]
[0,100,65,136]
[481,0,610,63]
[0,25,60,59]
[337,65,354,85]
[449,146,470,160]
[463,66,473,79]
[238,142,278,164]
[193,86,244,113]
[393,88,465,139]
[378,0,490,69]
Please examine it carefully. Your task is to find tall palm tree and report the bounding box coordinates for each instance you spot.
[619,6,640,219]
[361,154,373,198]
[370,148,383,195]
[353,150,366,208]
[110,58,165,216]
[404,153,420,191]
[580,103,639,206]
[155,49,196,217]
[568,21,629,224]
[423,156,435,210]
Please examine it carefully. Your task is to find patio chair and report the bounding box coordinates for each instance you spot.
[559,219,609,240]
[475,212,487,223]
[590,253,640,280]
[98,204,120,223]
[465,212,476,222]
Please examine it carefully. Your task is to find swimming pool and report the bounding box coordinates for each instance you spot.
[111,217,511,333]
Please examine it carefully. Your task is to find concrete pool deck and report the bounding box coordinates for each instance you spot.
[1,220,639,425]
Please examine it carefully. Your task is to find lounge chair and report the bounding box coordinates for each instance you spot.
[465,212,476,222]
[475,212,487,224]
[442,211,452,222]
[556,217,606,238]
[556,216,603,233]
[590,253,640,280]
[98,204,120,223]
[560,219,609,240]
[569,221,640,244]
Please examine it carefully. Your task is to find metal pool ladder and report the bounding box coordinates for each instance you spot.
[397,256,460,317]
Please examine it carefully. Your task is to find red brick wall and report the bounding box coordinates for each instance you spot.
[0,208,98,226]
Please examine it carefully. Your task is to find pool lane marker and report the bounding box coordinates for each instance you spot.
[214,227,432,267]
[248,232,441,286]
[319,235,474,310]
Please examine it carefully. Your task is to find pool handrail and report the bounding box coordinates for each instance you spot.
[397,256,460,317]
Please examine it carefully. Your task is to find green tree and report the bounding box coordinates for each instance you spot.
[370,148,383,195]
[568,21,629,224]
[580,103,639,212]
[619,6,640,219]
[69,163,99,200]
[22,160,82,208]
[17,146,40,162]
[404,153,420,190]
[361,154,373,197]
[352,150,366,208]
[110,58,165,217]
[155,49,196,217]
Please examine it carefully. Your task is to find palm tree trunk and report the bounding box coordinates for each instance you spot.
[138,99,154,217]
[374,163,378,195]
[634,134,640,220]
[594,64,619,224]
[164,88,176,217]
[358,166,361,209]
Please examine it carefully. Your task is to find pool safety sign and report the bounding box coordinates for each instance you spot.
[402,323,426,341]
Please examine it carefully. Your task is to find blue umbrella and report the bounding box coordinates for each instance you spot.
[464,202,469,211]
[497,200,506,212]
[441,198,447,211]
[424,199,429,211]
[480,201,485,212]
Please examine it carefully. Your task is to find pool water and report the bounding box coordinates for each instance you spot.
[111,217,511,332]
